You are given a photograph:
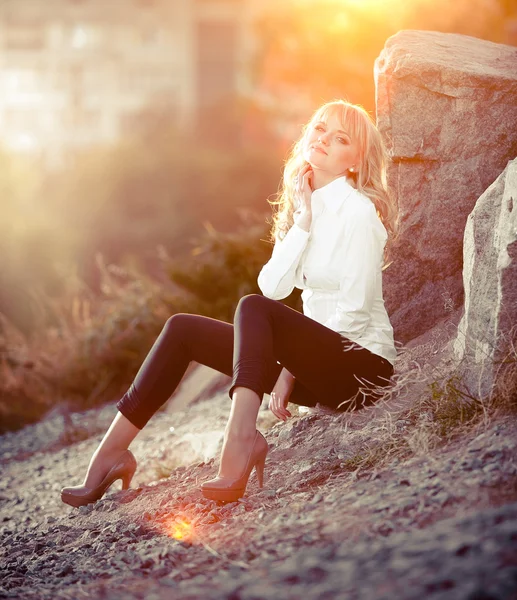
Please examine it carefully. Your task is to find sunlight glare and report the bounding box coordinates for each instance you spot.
[338,0,406,6]
[167,518,195,541]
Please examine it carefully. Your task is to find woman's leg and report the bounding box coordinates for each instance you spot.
[207,294,393,488]
[82,412,140,487]
[81,296,392,489]
[81,313,284,487]
[115,313,237,429]
[230,294,394,412]
[217,387,262,479]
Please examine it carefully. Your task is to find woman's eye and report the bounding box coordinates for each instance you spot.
[337,137,348,144]
[315,125,325,132]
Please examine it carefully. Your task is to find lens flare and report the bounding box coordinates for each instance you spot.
[167,518,194,541]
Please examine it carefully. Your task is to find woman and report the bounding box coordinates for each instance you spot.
[61,100,398,508]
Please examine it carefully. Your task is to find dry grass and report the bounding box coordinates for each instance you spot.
[0,222,273,433]
[0,262,183,431]
[331,320,517,474]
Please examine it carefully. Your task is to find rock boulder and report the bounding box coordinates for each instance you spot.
[375,30,517,346]
[453,158,517,399]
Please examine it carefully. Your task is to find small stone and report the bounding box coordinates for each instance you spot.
[159,577,178,587]
[464,477,480,486]
[399,498,418,511]
[435,492,453,507]
[263,489,277,498]
[483,463,499,473]
[57,564,74,577]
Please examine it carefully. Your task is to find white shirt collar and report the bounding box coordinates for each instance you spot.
[311,176,356,214]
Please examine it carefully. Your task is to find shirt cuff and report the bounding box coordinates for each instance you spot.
[280,222,310,249]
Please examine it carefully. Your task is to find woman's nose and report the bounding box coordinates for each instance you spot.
[318,133,329,144]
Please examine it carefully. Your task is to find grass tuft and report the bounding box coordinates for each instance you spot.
[330,318,517,476]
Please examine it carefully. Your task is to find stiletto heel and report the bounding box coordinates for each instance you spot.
[121,472,133,491]
[61,449,137,508]
[201,430,268,502]
[255,454,266,488]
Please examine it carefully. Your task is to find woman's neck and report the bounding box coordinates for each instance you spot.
[311,169,354,191]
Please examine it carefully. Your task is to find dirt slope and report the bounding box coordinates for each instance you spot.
[1,312,517,600]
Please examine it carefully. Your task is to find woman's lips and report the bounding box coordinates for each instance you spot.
[311,145,327,155]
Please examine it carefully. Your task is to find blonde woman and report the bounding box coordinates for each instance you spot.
[61,100,398,507]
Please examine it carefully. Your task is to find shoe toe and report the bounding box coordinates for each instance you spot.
[61,485,90,498]
[201,477,236,491]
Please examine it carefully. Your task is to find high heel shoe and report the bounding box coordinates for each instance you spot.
[61,449,137,508]
[201,430,268,502]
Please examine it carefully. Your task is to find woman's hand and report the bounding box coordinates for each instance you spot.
[269,369,295,422]
[295,163,314,212]
[293,164,314,232]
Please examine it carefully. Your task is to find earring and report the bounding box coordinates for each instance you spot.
[349,166,355,173]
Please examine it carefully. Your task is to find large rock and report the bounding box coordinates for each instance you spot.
[375,30,517,346]
[453,158,517,399]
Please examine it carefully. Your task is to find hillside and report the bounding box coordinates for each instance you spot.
[1,309,516,600]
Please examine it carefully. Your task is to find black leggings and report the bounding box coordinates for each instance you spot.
[116,294,395,430]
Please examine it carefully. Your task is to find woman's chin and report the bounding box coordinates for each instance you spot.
[303,152,324,168]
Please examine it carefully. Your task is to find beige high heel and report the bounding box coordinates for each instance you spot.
[61,449,137,508]
[201,430,268,502]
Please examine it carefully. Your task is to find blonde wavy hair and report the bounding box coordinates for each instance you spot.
[268,100,399,269]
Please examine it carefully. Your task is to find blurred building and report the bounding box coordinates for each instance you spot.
[0,0,260,167]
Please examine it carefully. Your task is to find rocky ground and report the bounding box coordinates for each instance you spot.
[1,314,517,600]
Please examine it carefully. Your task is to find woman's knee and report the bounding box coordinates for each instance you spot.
[235,293,269,315]
[163,313,194,339]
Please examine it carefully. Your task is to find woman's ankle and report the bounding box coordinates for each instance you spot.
[223,425,256,444]
[83,447,127,488]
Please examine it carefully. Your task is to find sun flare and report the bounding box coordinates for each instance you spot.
[167,518,195,541]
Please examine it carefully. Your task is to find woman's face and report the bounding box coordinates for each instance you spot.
[302,111,361,179]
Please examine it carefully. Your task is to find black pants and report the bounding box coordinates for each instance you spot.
[116,294,395,430]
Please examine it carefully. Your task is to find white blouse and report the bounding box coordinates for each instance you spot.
[257,176,397,366]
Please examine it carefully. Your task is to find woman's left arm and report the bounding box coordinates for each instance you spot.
[323,203,386,339]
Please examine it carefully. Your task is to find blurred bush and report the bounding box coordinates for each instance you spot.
[0,217,302,433]
[167,214,302,323]
[0,117,282,336]
[42,124,282,288]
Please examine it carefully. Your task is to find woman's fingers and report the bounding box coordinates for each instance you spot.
[269,393,292,422]
[296,164,311,191]
[297,165,313,209]
[269,396,282,420]
[303,168,313,192]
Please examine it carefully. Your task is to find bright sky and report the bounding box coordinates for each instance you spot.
[293,0,412,6]
[290,0,416,19]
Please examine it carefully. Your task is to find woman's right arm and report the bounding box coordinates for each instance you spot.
[257,213,311,299]
[257,166,313,299]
